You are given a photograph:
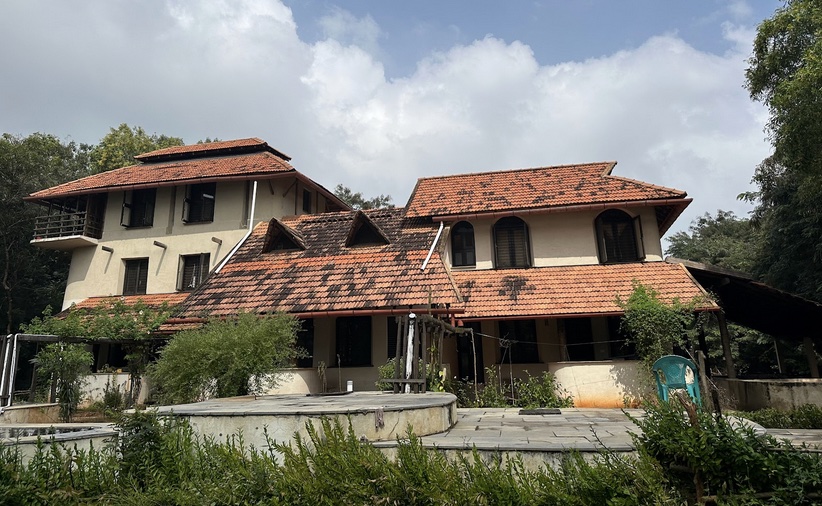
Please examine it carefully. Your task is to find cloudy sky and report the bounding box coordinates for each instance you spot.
[0,1,779,244]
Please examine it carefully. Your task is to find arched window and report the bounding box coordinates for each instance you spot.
[595,209,644,263]
[493,216,531,268]
[451,221,476,267]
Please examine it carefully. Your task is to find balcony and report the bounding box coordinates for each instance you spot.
[32,211,104,249]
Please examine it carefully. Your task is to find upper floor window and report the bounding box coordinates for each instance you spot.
[595,209,644,263]
[177,253,210,291]
[121,189,155,228]
[123,258,148,295]
[493,216,531,268]
[184,183,216,223]
[451,221,476,267]
[302,189,312,213]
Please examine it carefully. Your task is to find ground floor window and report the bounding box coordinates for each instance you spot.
[498,319,538,364]
[563,318,595,361]
[296,318,314,368]
[336,316,371,367]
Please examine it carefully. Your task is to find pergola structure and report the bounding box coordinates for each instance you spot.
[669,258,822,378]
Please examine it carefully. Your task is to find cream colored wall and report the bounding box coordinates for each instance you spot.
[444,206,664,271]
[61,177,309,309]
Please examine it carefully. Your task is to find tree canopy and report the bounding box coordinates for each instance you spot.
[333,184,393,210]
[665,210,759,273]
[90,123,183,173]
[0,133,92,333]
[745,0,822,302]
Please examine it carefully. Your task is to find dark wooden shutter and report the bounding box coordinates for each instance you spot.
[123,259,148,295]
[494,217,530,268]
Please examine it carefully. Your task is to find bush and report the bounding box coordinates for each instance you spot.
[148,312,302,404]
[737,404,822,429]
[447,368,574,409]
[31,343,93,421]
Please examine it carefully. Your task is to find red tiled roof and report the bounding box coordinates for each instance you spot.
[405,162,688,218]
[175,209,461,317]
[26,151,295,200]
[135,138,270,161]
[453,262,715,319]
[72,293,190,310]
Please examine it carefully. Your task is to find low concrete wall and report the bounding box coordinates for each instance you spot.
[81,373,149,407]
[549,360,649,408]
[0,403,60,424]
[0,423,116,463]
[716,377,822,411]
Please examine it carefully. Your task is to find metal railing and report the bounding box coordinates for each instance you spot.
[32,211,103,240]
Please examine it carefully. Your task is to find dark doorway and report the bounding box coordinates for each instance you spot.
[457,322,484,382]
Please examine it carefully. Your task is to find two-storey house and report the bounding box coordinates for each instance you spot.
[166,161,714,405]
[25,138,347,368]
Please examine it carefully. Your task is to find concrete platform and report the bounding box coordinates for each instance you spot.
[154,391,458,449]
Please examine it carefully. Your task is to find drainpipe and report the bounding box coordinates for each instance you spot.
[0,334,19,411]
[215,181,258,274]
[421,221,445,271]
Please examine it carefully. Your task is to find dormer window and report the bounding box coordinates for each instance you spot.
[184,182,216,223]
[345,211,390,247]
[451,221,476,267]
[595,209,645,263]
[121,189,156,228]
[262,218,306,253]
[493,216,531,269]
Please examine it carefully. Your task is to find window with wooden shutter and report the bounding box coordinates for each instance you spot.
[595,209,644,263]
[451,221,476,267]
[178,253,210,291]
[123,258,149,295]
[121,189,156,228]
[498,319,538,364]
[493,217,531,268]
[296,319,314,368]
[336,316,372,367]
[183,183,216,223]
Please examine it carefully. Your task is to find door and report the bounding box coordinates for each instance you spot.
[457,322,484,382]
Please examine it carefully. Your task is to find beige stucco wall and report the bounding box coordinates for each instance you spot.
[443,206,664,271]
[61,177,317,309]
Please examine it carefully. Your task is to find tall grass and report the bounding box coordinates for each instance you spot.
[1,405,821,504]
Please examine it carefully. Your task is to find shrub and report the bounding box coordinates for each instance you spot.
[31,343,93,421]
[514,371,574,409]
[148,312,302,404]
[737,404,822,429]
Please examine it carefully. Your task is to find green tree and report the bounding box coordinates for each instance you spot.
[333,184,393,210]
[90,123,183,173]
[32,343,93,421]
[148,313,302,405]
[0,133,92,333]
[745,0,822,302]
[665,211,759,273]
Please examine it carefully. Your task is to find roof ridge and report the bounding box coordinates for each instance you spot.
[415,161,616,182]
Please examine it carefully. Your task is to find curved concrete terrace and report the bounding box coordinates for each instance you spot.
[154,391,458,449]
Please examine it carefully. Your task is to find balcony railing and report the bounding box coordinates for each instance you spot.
[33,211,104,241]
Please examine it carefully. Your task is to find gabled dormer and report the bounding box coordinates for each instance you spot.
[345,211,390,247]
[262,217,307,253]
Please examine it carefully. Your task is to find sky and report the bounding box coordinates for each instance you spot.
[0,1,781,245]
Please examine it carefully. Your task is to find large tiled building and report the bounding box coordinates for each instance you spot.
[28,140,715,405]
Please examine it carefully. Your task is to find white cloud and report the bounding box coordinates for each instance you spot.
[0,0,770,240]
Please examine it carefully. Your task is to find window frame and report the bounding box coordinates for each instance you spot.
[335,316,372,367]
[120,189,156,228]
[302,188,312,214]
[123,258,149,295]
[594,209,645,264]
[498,319,539,364]
[183,182,216,224]
[177,253,211,291]
[493,216,531,269]
[451,221,476,267]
